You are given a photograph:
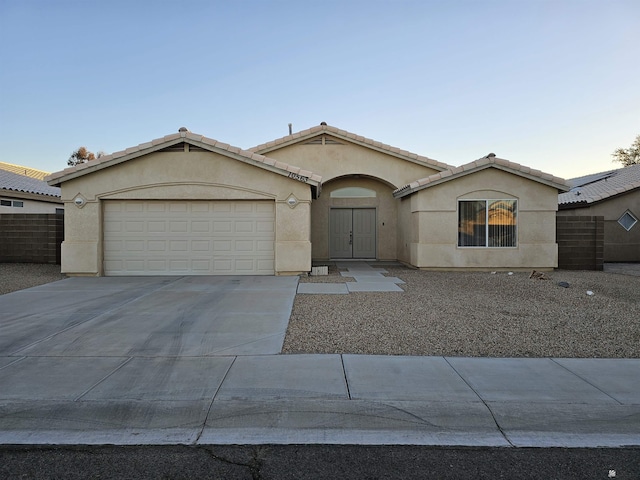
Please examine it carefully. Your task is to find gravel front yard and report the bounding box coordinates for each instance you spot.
[0,263,66,295]
[2,263,638,358]
[284,265,640,358]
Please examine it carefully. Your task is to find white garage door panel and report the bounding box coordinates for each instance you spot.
[103,200,275,276]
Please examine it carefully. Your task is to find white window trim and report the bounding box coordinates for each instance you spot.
[458,199,518,248]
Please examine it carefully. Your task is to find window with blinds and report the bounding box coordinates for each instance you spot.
[458,200,517,247]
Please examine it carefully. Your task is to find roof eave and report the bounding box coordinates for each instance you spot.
[47,134,323,192]
[558,200,589,209]
[0,189,62,202]
[394,163,571,199]
[46,138,185,186]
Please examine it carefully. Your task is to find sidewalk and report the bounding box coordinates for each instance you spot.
[1,354,639,447]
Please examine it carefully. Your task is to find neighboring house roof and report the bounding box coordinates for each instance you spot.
[0,161,51,181]
[559,164,640,207]
[0,167,61,199]
[393,154,570,198]
[46,129,323,195]
[249,123,454,172]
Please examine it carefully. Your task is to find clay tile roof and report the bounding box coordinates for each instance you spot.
[0,167,61,198]
[249,123,454,171]
[394,155,570,198]
[559,164,640,206]
[46,131,322,189]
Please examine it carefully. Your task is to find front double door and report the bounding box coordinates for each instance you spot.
[329,208,376,259]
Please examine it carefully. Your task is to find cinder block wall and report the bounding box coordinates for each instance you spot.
[0,214,64,264]
[556,215,604,270]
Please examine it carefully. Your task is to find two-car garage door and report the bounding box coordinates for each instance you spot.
[103,200,275,275]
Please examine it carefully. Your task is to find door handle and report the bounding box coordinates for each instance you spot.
[349,231,353,245]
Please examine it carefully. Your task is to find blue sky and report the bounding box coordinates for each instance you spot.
[0,0,638,179]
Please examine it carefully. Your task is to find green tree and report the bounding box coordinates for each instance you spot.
[612,135,640,166]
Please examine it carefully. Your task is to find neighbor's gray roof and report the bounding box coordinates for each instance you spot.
[0,167,61,198]
[559,164,640,206]
[249,123,454,172]
[46,130,322,189]
[393,155,570,198]
[0,161,50,181]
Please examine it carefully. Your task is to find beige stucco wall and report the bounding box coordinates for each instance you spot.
[398,168,560,270]
[557,190,640,261]
[259,137,440,189]
[58,150,312,276]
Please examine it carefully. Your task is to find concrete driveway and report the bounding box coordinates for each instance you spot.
[1,276,298,357]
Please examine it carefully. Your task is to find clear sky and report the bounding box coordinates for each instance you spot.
[0,0,638,179]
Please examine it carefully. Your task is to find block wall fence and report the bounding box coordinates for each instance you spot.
[0,214,64,264]
[556,215,604,270]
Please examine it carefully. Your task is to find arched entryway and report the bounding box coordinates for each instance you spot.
[310,176,398,261]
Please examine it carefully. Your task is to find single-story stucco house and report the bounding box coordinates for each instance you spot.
[558,164,640,262]
[1,162,63,213]
[46,124,570,276]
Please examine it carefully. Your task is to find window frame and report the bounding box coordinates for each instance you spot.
[618,210,638,232]
[457,199,518,248]
[0,199,24,207]
[330,187,377,198]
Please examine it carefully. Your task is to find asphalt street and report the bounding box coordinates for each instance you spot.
[1,445,639,479]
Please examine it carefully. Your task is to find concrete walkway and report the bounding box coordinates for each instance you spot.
[1,272,639,447]
[297,262,404,294]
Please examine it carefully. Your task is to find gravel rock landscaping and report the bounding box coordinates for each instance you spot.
[0,263,66,295]
[285,264,640,358]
